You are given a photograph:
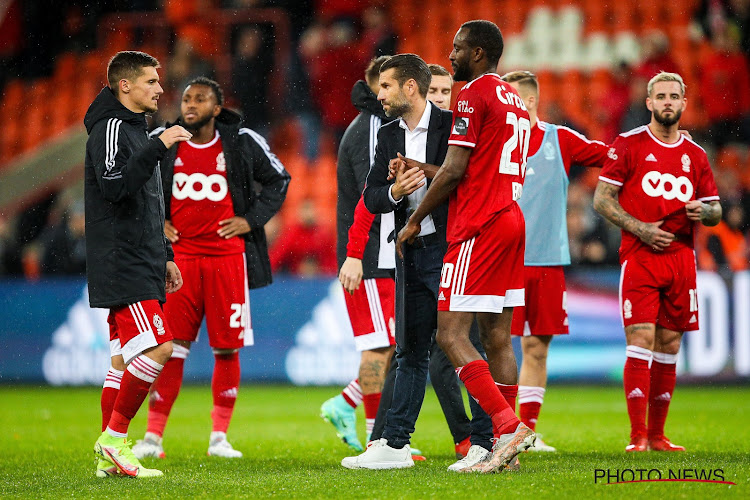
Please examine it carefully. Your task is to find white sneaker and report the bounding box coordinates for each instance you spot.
[341,438,414,470]
[448,445,490,472]
[132,432,165,459]
[528,435,556,452]
[207,431,243,458]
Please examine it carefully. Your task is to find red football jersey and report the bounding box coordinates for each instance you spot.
[170,131,245,256]
[599,125,719,262]
[529,121,610,173]
[447,73,530,243]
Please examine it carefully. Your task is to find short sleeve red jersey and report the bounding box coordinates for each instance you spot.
[170,131,245,256]
[598,125,719,262]
[447,73,531,243]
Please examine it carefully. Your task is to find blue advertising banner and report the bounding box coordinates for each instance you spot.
[0,270,747,385]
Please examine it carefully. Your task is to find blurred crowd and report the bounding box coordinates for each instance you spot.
[0,0,748,279]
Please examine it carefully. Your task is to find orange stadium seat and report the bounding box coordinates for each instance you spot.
[0,79,25,162]
[582,0,608,33]
[20,79,52,154]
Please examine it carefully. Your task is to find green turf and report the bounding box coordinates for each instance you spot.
[0,384,747,498]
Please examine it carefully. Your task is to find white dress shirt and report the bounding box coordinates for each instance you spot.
[388,102,436,236]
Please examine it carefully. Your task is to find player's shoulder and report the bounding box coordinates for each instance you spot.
[680,135,708,157]
[615,125,649,144]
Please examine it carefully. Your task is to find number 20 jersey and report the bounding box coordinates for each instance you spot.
[447,73,530,244]
[598,125,719,262]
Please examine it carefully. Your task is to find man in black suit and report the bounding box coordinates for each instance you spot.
[341,53,453,470]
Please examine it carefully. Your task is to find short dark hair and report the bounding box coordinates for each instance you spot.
[428,63,452,79]
[379,53,431,97]
[365,55,392,86]
[501,70,538,95]
[107,51,160,94]
[185,76,224,106]
[461,20,504,67]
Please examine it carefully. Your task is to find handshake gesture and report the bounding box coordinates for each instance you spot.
[388,153,427,201]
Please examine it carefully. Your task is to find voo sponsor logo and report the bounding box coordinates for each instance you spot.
[173,172,228,201]
[641,171,693,202]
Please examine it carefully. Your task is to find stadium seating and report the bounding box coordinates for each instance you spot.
[0,0,742,232]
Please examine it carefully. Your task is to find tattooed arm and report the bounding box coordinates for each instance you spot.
[593,181,675,251]
[685,200,722,227]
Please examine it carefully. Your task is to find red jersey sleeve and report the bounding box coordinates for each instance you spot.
[695,154,720,202]
[346,195,376,259]
[556,125,610,174]
[448,85,485,148]
[598,135,631,186]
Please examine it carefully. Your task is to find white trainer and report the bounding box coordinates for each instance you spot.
[207,431,243,458]
[132,432,165,459]
[341,438,414,470]
[447,445,490,472]
[528,435,556,452]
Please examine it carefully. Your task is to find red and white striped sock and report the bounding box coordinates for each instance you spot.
[624,345,652,439]
[106,355,164,437]
[341,379,362,409]
[101,367,123,432]
[518,385,545,431]
[212,351,240,433]
[147,344,189,437]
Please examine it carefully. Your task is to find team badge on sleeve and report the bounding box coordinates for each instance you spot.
[452,117,469,136]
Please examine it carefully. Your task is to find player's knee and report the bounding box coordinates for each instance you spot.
[435,329,458,353]
[212,348,239,357]
[145,341,173,365]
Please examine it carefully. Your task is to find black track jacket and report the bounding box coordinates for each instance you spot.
[84,87,173,308]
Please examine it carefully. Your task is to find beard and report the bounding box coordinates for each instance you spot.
[653,108,682,127]
[452,60,471,82]
[183,113,213,132]
[384,96,411,118]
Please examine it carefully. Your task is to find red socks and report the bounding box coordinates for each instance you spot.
[624,346,652,439]
[341,379,362,409]
[496,383,518,412]
[212,351,240,433]
[107,355,164,435]
[458,360,519,436]
[362,392,381,435]
[101,368,123,432]
[518,386,545,431]
[146,345,188,436]
[648,352,678,439]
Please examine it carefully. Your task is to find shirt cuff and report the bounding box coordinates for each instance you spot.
[388,185,403,205]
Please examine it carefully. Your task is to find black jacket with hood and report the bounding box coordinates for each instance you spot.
[336,80,396,279]
[84,87,173,308]
[152,108,290,289]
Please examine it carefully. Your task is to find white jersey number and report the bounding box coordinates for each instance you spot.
[499,112,531,177]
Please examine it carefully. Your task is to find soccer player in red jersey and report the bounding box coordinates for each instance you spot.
[500,71,611,451]
[86,51,192,478]
[593,72,721,452]
[131,77,290,459]
[396,20,535,473]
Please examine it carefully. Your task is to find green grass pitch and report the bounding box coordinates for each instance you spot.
[0,384,747,498]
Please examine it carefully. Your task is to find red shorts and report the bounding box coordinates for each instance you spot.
[343,277,396,351]
[511,266,569,336]
[108,299,173,364]
[164,253,253,349]
[438,204,525,313]
[619,247,699,332]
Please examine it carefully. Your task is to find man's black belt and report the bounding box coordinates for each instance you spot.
[409,232,442,249]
